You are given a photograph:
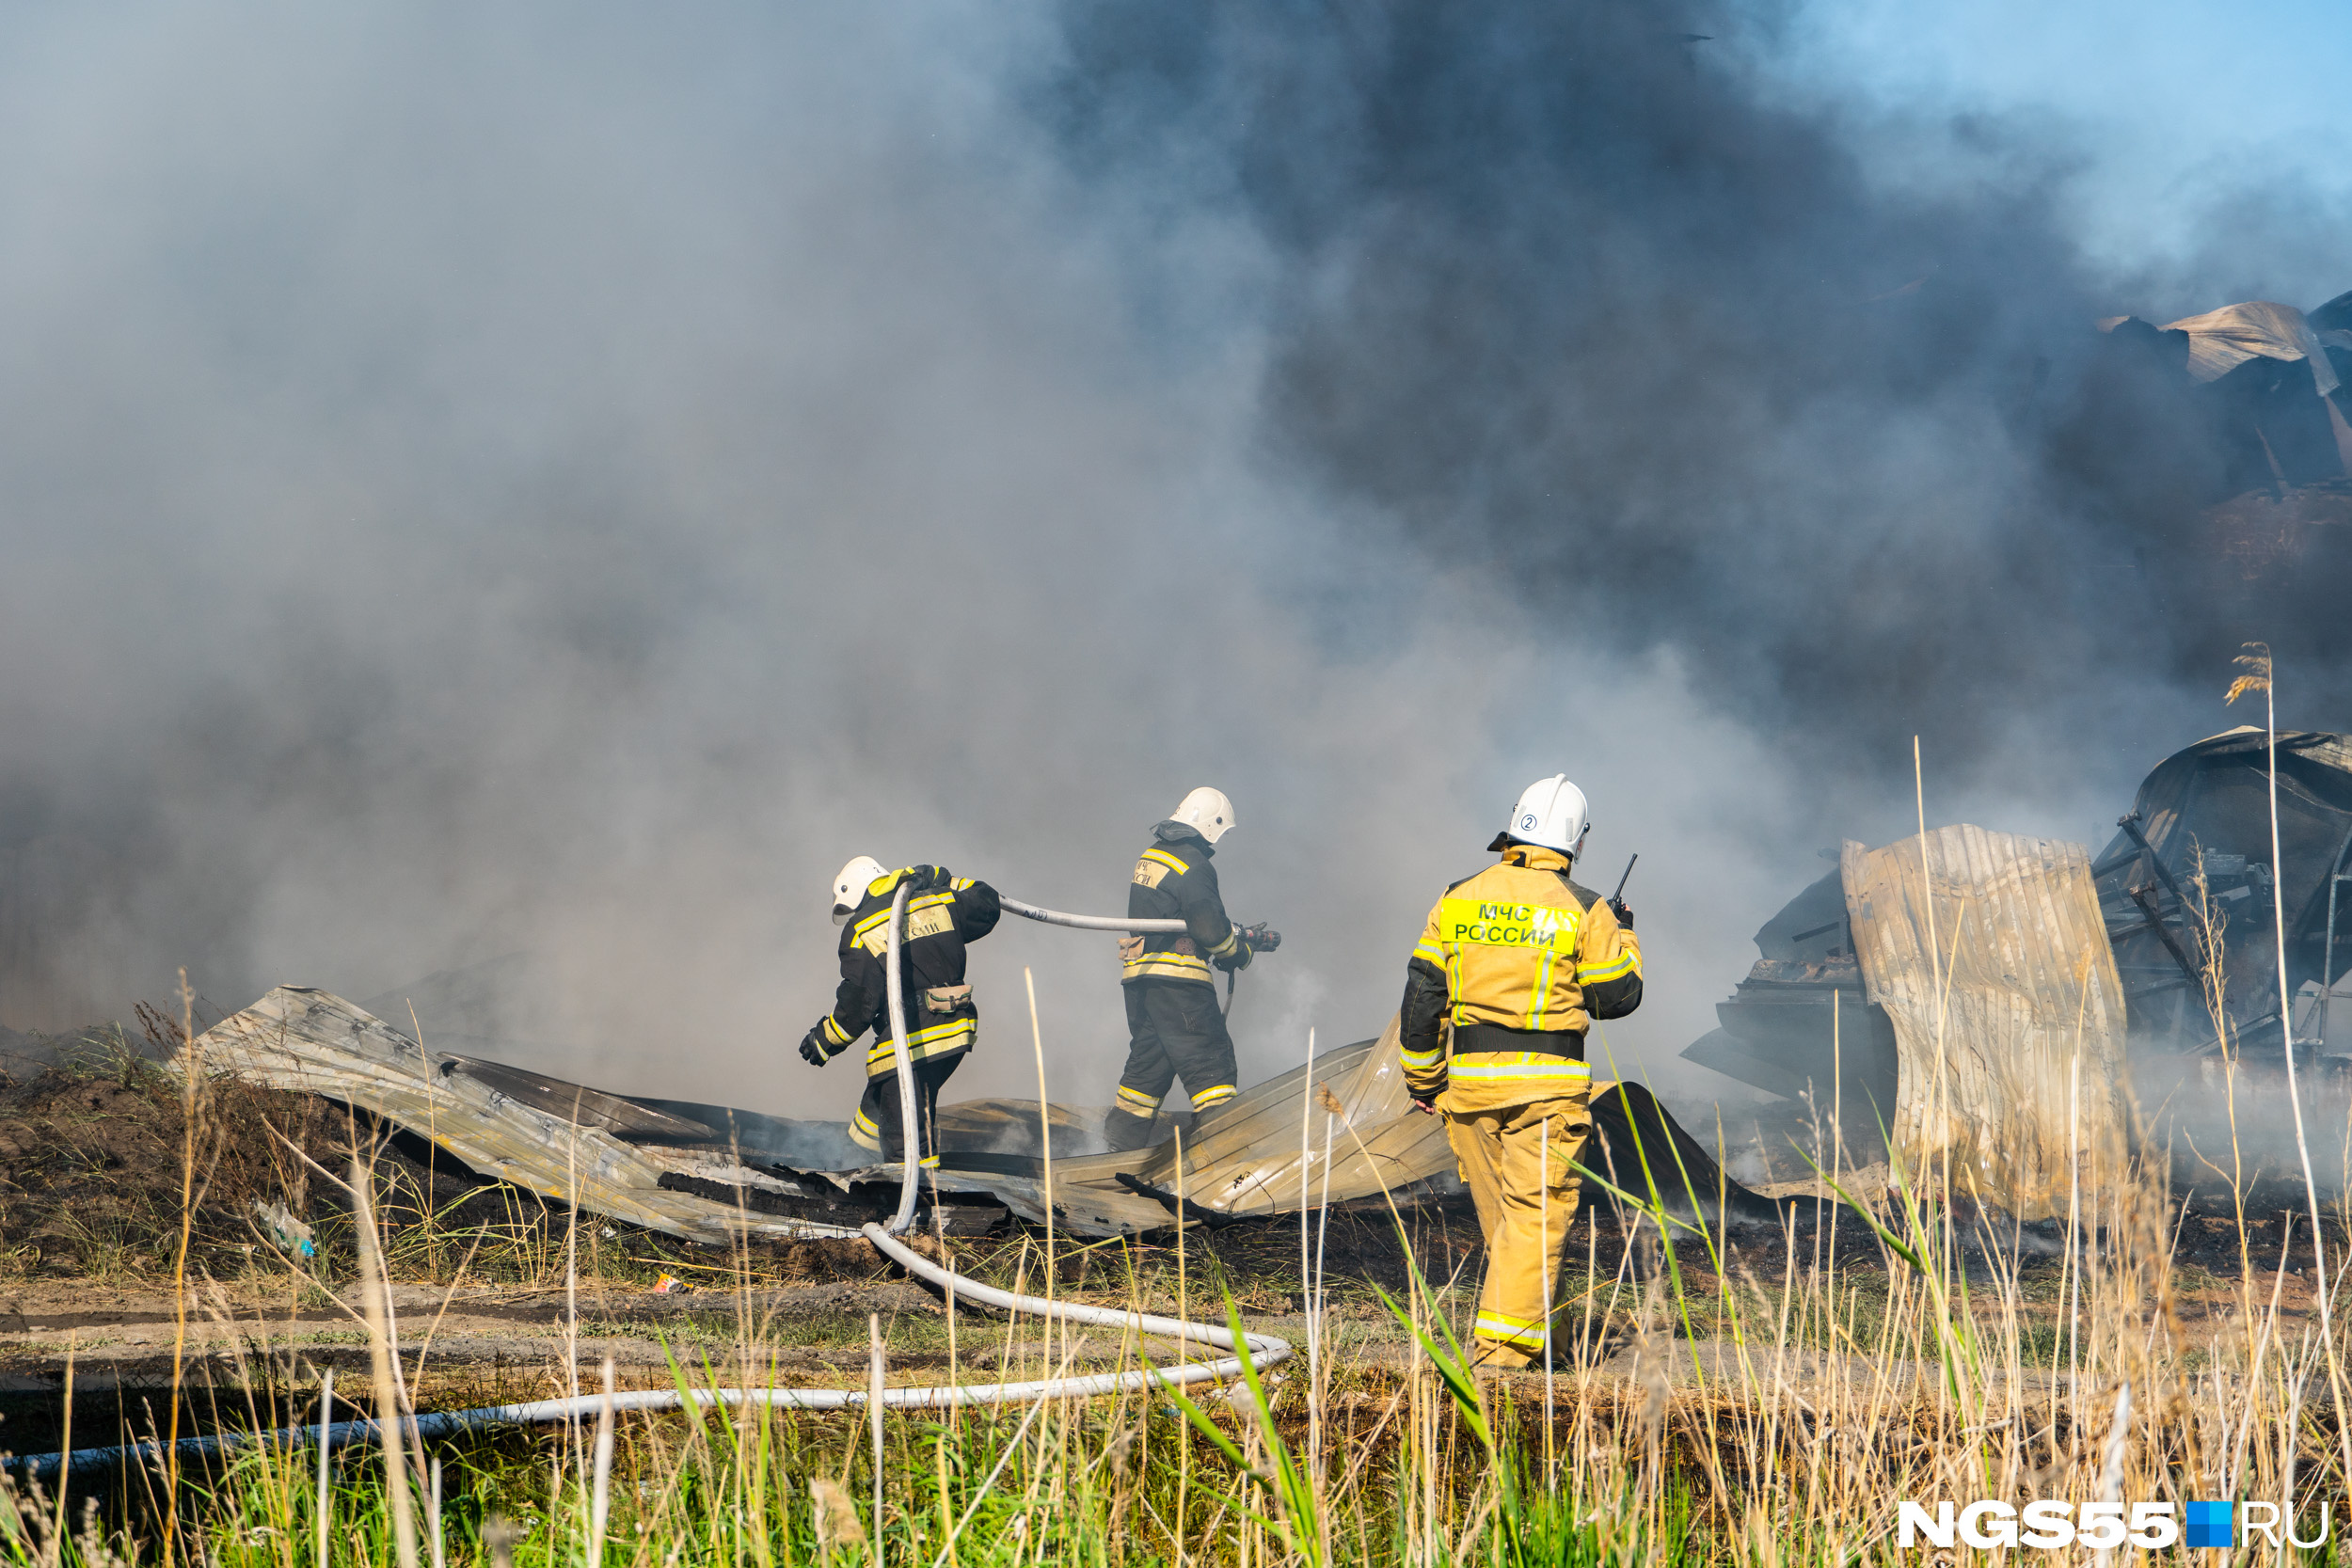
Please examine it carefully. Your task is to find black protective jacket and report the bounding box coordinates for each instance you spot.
[815,870,1001,1078]
[1121,822,1248,987]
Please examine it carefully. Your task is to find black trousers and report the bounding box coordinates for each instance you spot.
[1114,979,1238,1120]
[849,1051,964,1165]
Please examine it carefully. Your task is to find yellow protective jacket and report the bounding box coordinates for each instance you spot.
[1397,845,1642,1102]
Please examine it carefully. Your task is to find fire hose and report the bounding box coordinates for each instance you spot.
[996,894,1278,1019]
[21,884,1289,1482]
[995,894,1184,933]
[23,1225,1287,1481]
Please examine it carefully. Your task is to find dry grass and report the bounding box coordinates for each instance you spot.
[1,1055,2347,1567]
[12,886,2352,1568]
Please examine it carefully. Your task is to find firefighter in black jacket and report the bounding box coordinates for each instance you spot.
[799,855,1002,1165]
[1104,788,1279,1152]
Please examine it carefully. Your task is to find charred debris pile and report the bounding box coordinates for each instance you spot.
[167,724,2352,1252]
[2080,288,2352,607]
[1690,728,2352,1196]
[180,987,1793,1253]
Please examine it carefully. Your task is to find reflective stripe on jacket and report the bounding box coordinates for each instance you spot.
[1121,822,1242,986]
[1398,845,1641,1101]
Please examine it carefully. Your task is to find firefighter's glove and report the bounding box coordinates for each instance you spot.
[798,1026,833,1068]
[904,864,951,892]
[1609,898,1634,930]
[1215,927,1263,974]
[1216,923,1281,972]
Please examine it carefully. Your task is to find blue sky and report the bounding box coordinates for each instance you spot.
[1767,0,2348,307]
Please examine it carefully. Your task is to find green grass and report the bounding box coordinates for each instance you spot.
[13,1180,2339,1568]
[0,1290,1730,1568]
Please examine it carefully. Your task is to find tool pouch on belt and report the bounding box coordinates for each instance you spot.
[920,984,974,1016]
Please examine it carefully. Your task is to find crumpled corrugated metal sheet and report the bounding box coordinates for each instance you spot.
[906,1017,1793,1232]
[2159,300,2341,396]
[1842,826,2130,1218]
[190,985,1796,1240]
[187,984,1460,1242]
[186,986,871,1243]
[946,1015,1458,1233]
[2093,727,2352,1047]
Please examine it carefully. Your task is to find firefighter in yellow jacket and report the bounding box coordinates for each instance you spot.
[1397,775,1643,1368]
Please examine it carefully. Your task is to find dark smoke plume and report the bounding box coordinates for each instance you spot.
[0,2,2344,1121]
[1041,0,2352,778]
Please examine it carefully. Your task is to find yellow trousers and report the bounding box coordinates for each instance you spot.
[1442,1078,1594,1368]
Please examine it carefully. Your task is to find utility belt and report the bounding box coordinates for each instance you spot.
[1452,1022,1585,1060]
[1118,934,1214,986]
[1117,935,1196,960]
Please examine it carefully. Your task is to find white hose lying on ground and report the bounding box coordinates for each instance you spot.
[20,884,1287,1482]
[23,1222,1289,1481]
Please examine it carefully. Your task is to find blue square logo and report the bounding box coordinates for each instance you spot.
[2186,1500,2233,1549]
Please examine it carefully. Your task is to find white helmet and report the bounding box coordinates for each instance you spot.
[831,854,888,925]
[1169,786,1236,844]
[1489,775,1588,856]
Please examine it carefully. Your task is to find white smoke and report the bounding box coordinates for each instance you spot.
[0,2,1832,1120]
[2,1,2332,1137]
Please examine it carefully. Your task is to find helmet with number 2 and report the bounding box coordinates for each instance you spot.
[1488,775,1588,856]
